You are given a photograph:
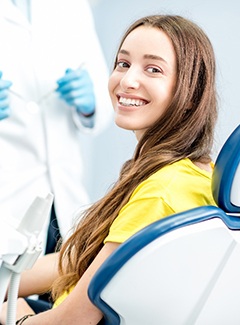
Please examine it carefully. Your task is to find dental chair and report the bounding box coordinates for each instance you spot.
[0,193,53,325]
[88,124,240,325]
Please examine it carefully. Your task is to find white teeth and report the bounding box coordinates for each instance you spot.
[119,96,146,107]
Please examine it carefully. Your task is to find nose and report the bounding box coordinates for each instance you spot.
[120,67,140,91]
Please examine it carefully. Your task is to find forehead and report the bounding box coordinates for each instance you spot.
[121,25,175,56]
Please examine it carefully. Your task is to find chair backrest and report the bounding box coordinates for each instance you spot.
[88,125,240,325]
[212,124,240,212]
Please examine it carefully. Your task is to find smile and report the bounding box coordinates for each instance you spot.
[118,96,148,107]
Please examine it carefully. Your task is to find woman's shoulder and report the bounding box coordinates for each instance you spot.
[133,158,212,199]
[150,158,212,181]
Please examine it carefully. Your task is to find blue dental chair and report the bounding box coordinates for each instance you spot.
[88,124,240,325]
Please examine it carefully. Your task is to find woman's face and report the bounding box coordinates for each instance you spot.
[108,25,177,140]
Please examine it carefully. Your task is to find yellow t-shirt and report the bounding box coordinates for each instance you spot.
[54,158,215,307]
[104,158,216,244]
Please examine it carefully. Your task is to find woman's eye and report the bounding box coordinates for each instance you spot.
[146,66,162,74]
[117,61,130,68]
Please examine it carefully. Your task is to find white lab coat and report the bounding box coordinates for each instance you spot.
[0,0,112,246]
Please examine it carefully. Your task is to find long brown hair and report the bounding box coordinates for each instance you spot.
[51,14,218,300]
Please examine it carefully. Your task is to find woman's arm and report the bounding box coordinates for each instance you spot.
[24,242,119,325]
[18,252,59,297]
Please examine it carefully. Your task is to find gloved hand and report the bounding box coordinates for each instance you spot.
[56,67,96,116]
[0,71,12,120]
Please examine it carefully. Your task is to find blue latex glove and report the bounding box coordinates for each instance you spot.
[56,67,96,116]
[0,72,12,120]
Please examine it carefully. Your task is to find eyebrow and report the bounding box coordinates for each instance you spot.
[144,54,168,64]
[118,49,168,65]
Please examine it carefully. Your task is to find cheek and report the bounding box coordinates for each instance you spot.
[108,73,118,95]
[155,82,175,107]
[108,76,113,94]
[108,74,120,107]
[107,81,115,108]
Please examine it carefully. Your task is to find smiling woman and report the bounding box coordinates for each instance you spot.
[109,25,177,140]
[0,14,218,325]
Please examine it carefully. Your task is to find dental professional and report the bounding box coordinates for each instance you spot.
[0,0,112,252]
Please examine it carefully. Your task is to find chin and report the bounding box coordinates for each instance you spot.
[114,118,134,131]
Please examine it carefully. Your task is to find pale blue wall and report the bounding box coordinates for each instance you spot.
[86,0,240,202]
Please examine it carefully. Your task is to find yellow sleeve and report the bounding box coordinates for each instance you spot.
[104,196,174,244]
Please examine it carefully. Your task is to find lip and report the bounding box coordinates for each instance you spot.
[115,102,139,112]
[117,93,149,102]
